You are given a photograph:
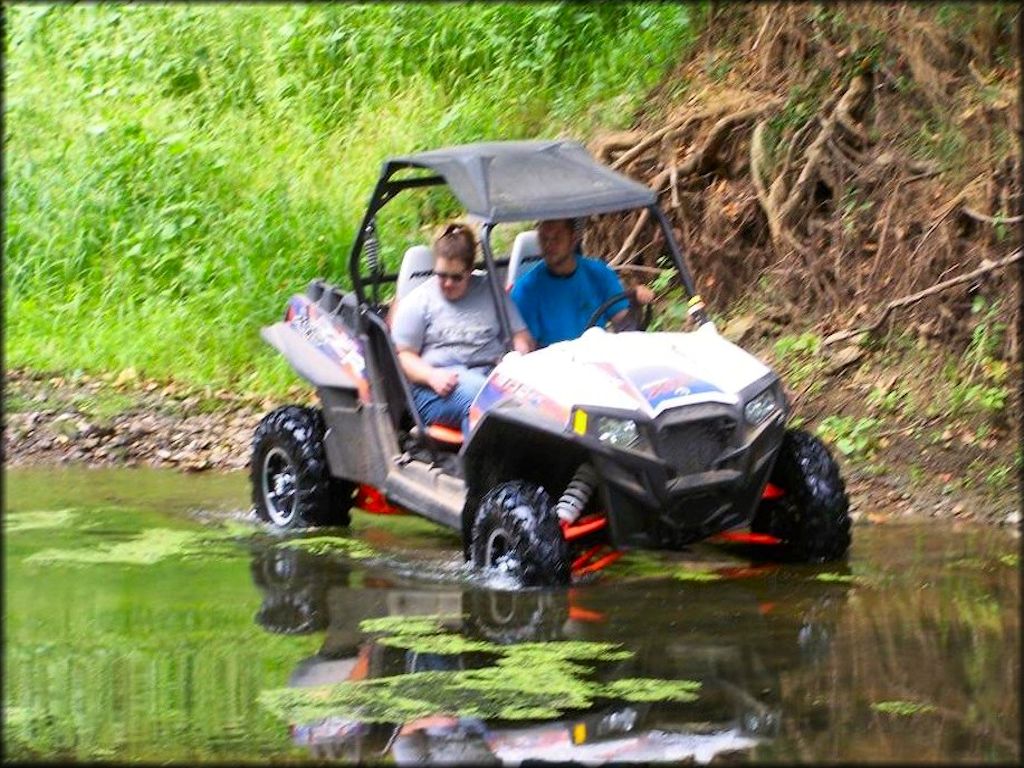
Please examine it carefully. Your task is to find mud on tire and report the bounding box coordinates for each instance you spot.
[250,405,354,530]
[752,429,851,562]
[470,480,570,587]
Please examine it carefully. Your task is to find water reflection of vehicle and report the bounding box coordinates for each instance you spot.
[250,545,851,764]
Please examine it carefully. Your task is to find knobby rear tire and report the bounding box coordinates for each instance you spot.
[250,405,354,530]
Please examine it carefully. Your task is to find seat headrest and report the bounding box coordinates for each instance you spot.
[505,230,543,290]
[397,245,435,299]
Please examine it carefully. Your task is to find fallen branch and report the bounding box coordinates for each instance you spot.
[961,207,1024,225]
[677,100,781,177]
[777,74,872,228]
[750,6,775,52]
[593,131,644,162]
[610,166,673,265]
[749,120,780,242]
[611,98,759,172]
[823,249,1023,345]
[906,181,981,262]
[610,209,651,266]
[610,115,691,170]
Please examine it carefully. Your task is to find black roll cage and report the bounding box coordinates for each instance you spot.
[347,160,707,347]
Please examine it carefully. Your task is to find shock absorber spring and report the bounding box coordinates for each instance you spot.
[554,463,598,525]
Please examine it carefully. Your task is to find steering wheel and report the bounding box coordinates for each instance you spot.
[585,288,652,332]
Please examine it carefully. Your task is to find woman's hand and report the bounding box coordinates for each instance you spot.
[428,368,459,397]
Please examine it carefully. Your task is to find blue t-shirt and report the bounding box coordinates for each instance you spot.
[510,256,627,347]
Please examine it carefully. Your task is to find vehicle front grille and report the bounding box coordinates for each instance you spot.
[653,416,736,475]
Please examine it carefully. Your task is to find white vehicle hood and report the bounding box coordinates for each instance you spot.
[470,325,774,429]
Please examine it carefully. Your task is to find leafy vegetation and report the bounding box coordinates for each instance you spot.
[771,331,827,387]
[6,3,698,393]
[815,415,881,460]
[944,297,1010,419]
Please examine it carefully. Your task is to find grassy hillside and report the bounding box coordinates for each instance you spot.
[5,3,700,391]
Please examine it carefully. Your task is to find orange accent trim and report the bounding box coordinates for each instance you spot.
[348,644,372,681]
[561,514,608,541]
[571,544,604,571]
[576,550,623,575]
[355,484,405,515]
[710,531,782,545]
[568,605,607,623]
[426,424,464,444]
[761,482,785,500]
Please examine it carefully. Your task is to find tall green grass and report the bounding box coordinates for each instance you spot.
[5,3,700,393]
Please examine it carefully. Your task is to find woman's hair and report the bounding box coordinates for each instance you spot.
[432,221,476,271]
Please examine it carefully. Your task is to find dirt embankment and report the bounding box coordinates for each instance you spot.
[584,3,1020,351]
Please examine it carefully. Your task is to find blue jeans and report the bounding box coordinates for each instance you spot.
[411,366,489,435]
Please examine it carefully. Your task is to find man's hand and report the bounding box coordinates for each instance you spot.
[633,285,655,305]
[429,368,459,397]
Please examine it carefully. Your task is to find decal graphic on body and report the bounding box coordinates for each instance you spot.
[470,371,569,430]
[628,366,720,409]
[289,296,370,402]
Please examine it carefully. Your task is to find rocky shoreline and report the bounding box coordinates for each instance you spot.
[3,368,284,473]
[4,368,1019,530]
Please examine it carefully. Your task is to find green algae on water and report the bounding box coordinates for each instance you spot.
[673,569,722,582]
[377,633,500,656]
[603,678,701,703]
[814,572,859,583]
[26,527,204,566]
[277,536,375,559]
[359,615,458,636]
[870,700,937,716]
[4,509,79,533]
[260,629,698,726]
[608,551,676,579]
[502,641,634,663]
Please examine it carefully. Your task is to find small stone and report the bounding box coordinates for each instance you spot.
[114,367,138,387]
[827,345,865,374]
[721,314,756,344]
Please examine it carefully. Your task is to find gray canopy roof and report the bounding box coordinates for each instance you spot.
[390,140,656,223]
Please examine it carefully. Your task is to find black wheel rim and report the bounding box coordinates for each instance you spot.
[262,446,298,526]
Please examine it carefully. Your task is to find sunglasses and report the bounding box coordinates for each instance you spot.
[434,270,469,283]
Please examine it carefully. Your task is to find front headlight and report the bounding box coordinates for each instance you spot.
[594,415,641,449]
[744,387,777,425]
[572,410,653,454]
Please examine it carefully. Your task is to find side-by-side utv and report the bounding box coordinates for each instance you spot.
[250,140,851,586]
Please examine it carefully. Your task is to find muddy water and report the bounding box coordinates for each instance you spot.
[4,467,1019,764]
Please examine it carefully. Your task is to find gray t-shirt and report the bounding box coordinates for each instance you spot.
[391,274,526,368]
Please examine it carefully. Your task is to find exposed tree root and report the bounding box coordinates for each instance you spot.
[823,249,1023,345]
[584,2,1019,359]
